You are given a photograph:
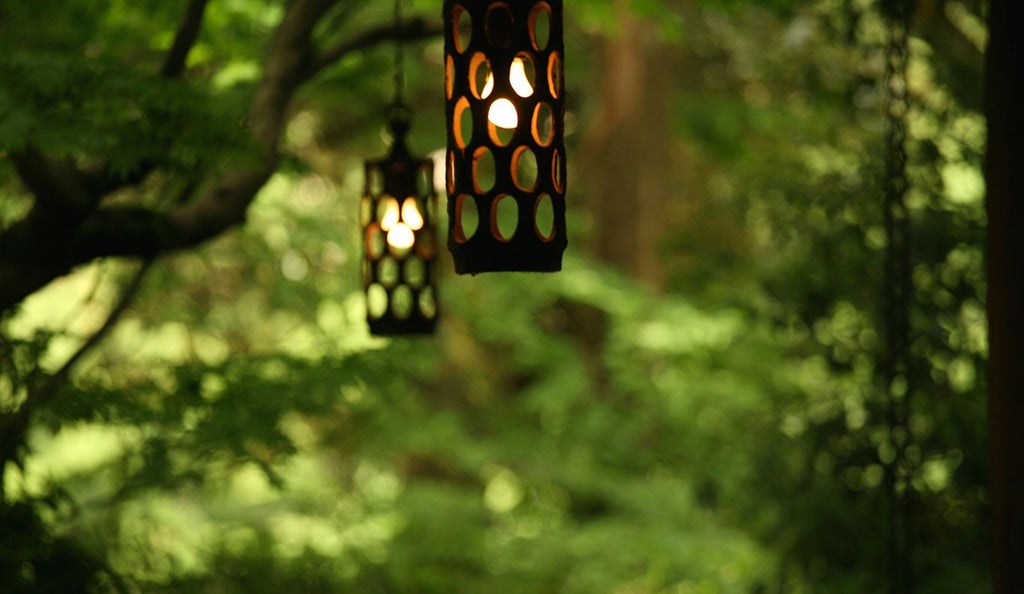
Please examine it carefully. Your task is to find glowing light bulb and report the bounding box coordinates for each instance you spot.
[379,198,399,231]
[402,199,424,231]
[387,223,415,250]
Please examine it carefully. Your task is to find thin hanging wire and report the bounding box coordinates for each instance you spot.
[881,1,914,593]
[387,0,411,148]
[392,0,406,106]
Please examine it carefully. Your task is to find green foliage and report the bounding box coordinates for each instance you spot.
[1,0,988,593]
[0,0,265,172]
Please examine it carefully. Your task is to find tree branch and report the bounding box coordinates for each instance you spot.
[305,16,444,80]
[0,0,448,315]
[49,261,153,400]
[1,1,336,310]
[159,0,210,78]
[82,0,212,196]
[248,0,340,149]
[10,147,94,218]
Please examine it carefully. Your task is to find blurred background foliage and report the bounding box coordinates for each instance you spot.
[0,0,988,592]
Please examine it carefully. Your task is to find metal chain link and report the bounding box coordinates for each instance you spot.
[881,1,914,593]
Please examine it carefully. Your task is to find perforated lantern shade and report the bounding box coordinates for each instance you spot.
[444,0,567,274]
[362,121,439,335]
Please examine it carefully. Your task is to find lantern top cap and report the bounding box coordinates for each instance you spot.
[386,101,412,159]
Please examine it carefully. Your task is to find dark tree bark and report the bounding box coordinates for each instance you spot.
[984,1,1023,593]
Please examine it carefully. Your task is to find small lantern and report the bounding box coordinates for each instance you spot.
[361,109,439,335]
[444,0,567,274]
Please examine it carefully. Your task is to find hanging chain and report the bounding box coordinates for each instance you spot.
[881,1,914,593]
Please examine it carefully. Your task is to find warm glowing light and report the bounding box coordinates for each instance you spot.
[488,98,518,129]
[481,57,532,129]
[402,199,424,231]
[510,58,533,97]
[380,197,399,231]
[387,223,415,250]
[482,71,494,99]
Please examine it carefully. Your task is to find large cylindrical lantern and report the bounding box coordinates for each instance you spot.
[361,113,439,335]
[444,0,567,274]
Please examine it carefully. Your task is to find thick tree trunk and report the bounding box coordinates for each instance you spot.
[984,1,1023,593]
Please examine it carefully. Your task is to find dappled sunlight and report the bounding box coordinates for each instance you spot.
[4,262,136,369]
[6,424,139,500]
[108,494,216,582]
[483,466,524,514]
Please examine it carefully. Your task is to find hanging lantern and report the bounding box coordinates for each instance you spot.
[361,109,440,335]
[444,0,567,274]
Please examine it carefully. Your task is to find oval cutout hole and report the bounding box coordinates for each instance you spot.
[387,229,414,257]
[392,286,413,319]
[446,151,456,194]
[366,284,388,319]
[377,195,400,231]
[530,4,551,50]
[365,224,385,260]
[472,147,495,193]
[532,102,554,146]
[470,53,492,99]
[548,52,562,99]
[492,194,518,242]
[511,54,535,98]
[552,150,564,193]
[534,193,555,241]
[453,96,473,149]
[484,3,514,48]
[402,197,425,231]
[454,195,478,243]
[378,256,399,287]
[404,258,426,288]
[488,120,514,147]
[453,5,471,54]
[419,289,438,319]
[512,146,538,191]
